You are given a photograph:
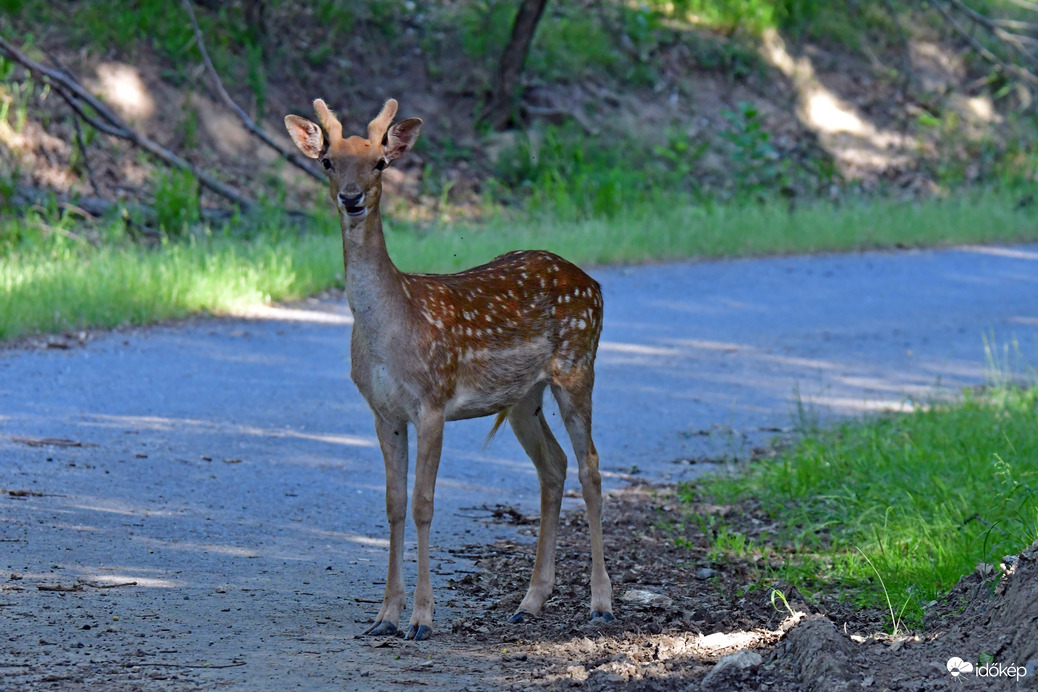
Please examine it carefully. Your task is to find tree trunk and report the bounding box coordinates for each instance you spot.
[483,0,549,130]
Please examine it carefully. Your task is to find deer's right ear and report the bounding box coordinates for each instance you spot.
[284,115,326,159]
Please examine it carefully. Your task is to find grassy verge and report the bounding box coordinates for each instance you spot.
[2,187,1037,341]
[388,187,1038,273]
[0,225,343,340]
[687,384,1038,632]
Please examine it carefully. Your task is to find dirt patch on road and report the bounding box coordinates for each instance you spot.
[444,485,1038,690]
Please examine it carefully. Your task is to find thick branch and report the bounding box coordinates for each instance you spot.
[180,0,323,182]
[0,33,254,209]
[482,0,550,130]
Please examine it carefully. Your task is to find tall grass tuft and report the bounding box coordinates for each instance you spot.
[698,384,1038,628]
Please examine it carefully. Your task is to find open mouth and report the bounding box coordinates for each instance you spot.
[345,205,366,217]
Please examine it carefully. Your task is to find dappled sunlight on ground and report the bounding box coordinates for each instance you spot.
[90,62,154,121]
[760,28,911,176]
[231,303,355,325]
[798,394,920,414]
[958,245,1038,261]
[80,413,378,449]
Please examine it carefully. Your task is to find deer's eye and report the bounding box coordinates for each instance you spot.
[321,158,333,170]
[375,159,388,171]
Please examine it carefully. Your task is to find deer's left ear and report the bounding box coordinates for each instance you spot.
[383,118,423,162]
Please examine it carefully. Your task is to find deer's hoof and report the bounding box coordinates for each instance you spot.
[590,610,614,623]
[364,620,398,636]
[508,610,533,624]
[405,624,432,641]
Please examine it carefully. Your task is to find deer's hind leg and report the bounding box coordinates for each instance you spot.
[506,383,568,623]
[551,370,613,622]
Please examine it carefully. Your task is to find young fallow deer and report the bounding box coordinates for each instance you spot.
[284,98,613,640]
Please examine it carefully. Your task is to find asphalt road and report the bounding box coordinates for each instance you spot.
[1,244,1036,689]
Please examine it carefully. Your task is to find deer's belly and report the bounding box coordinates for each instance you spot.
[444,346,552,421]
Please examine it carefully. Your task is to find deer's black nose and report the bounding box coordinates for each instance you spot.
[339,191,364,208]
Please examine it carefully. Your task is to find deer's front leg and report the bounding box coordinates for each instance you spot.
[406,408,445,641]
[365,414,409,636]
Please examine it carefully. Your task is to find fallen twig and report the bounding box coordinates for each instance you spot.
[38,583,83,592]
[4,489,46,497]
[132,660,247,669]
[181,0,323,183]
[0,34,255,209]
[12,436,89,448]
[77,578,138,589]
[929,0,1038,90]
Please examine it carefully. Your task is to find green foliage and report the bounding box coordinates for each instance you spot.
[720,102,790,195]
[152,169,200,237]
[245,41,267,120]
[528,10,623,82]
[458,0,517,65]
[697,384,1038,629]
[490,123,651,220]
[648,0,822,33]
[0,57,34,133]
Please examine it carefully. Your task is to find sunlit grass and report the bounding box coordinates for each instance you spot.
[2,188,1037,341]
[0,231,342,340]
[692,384,1038,631]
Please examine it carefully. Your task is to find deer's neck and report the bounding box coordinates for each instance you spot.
[340,207,405,333]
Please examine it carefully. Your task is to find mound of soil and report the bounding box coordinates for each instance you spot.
[446,485,1038,690]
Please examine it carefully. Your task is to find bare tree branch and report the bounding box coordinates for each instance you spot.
[1007,0,1038,13]
[945,0,1038,68]
[928,0,1038,89]
[0,33,255,209]
[180,0,323,183]
[71,107,101,196]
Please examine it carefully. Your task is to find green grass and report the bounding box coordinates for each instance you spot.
[691,384,1038,631]
[385,188,1038,274]
[2,188,1037,341]
[0,222,342,340]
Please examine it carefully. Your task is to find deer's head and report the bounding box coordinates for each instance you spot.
[284,99,422,225]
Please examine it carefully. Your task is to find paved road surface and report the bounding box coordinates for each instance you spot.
[1,245,1036,688]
